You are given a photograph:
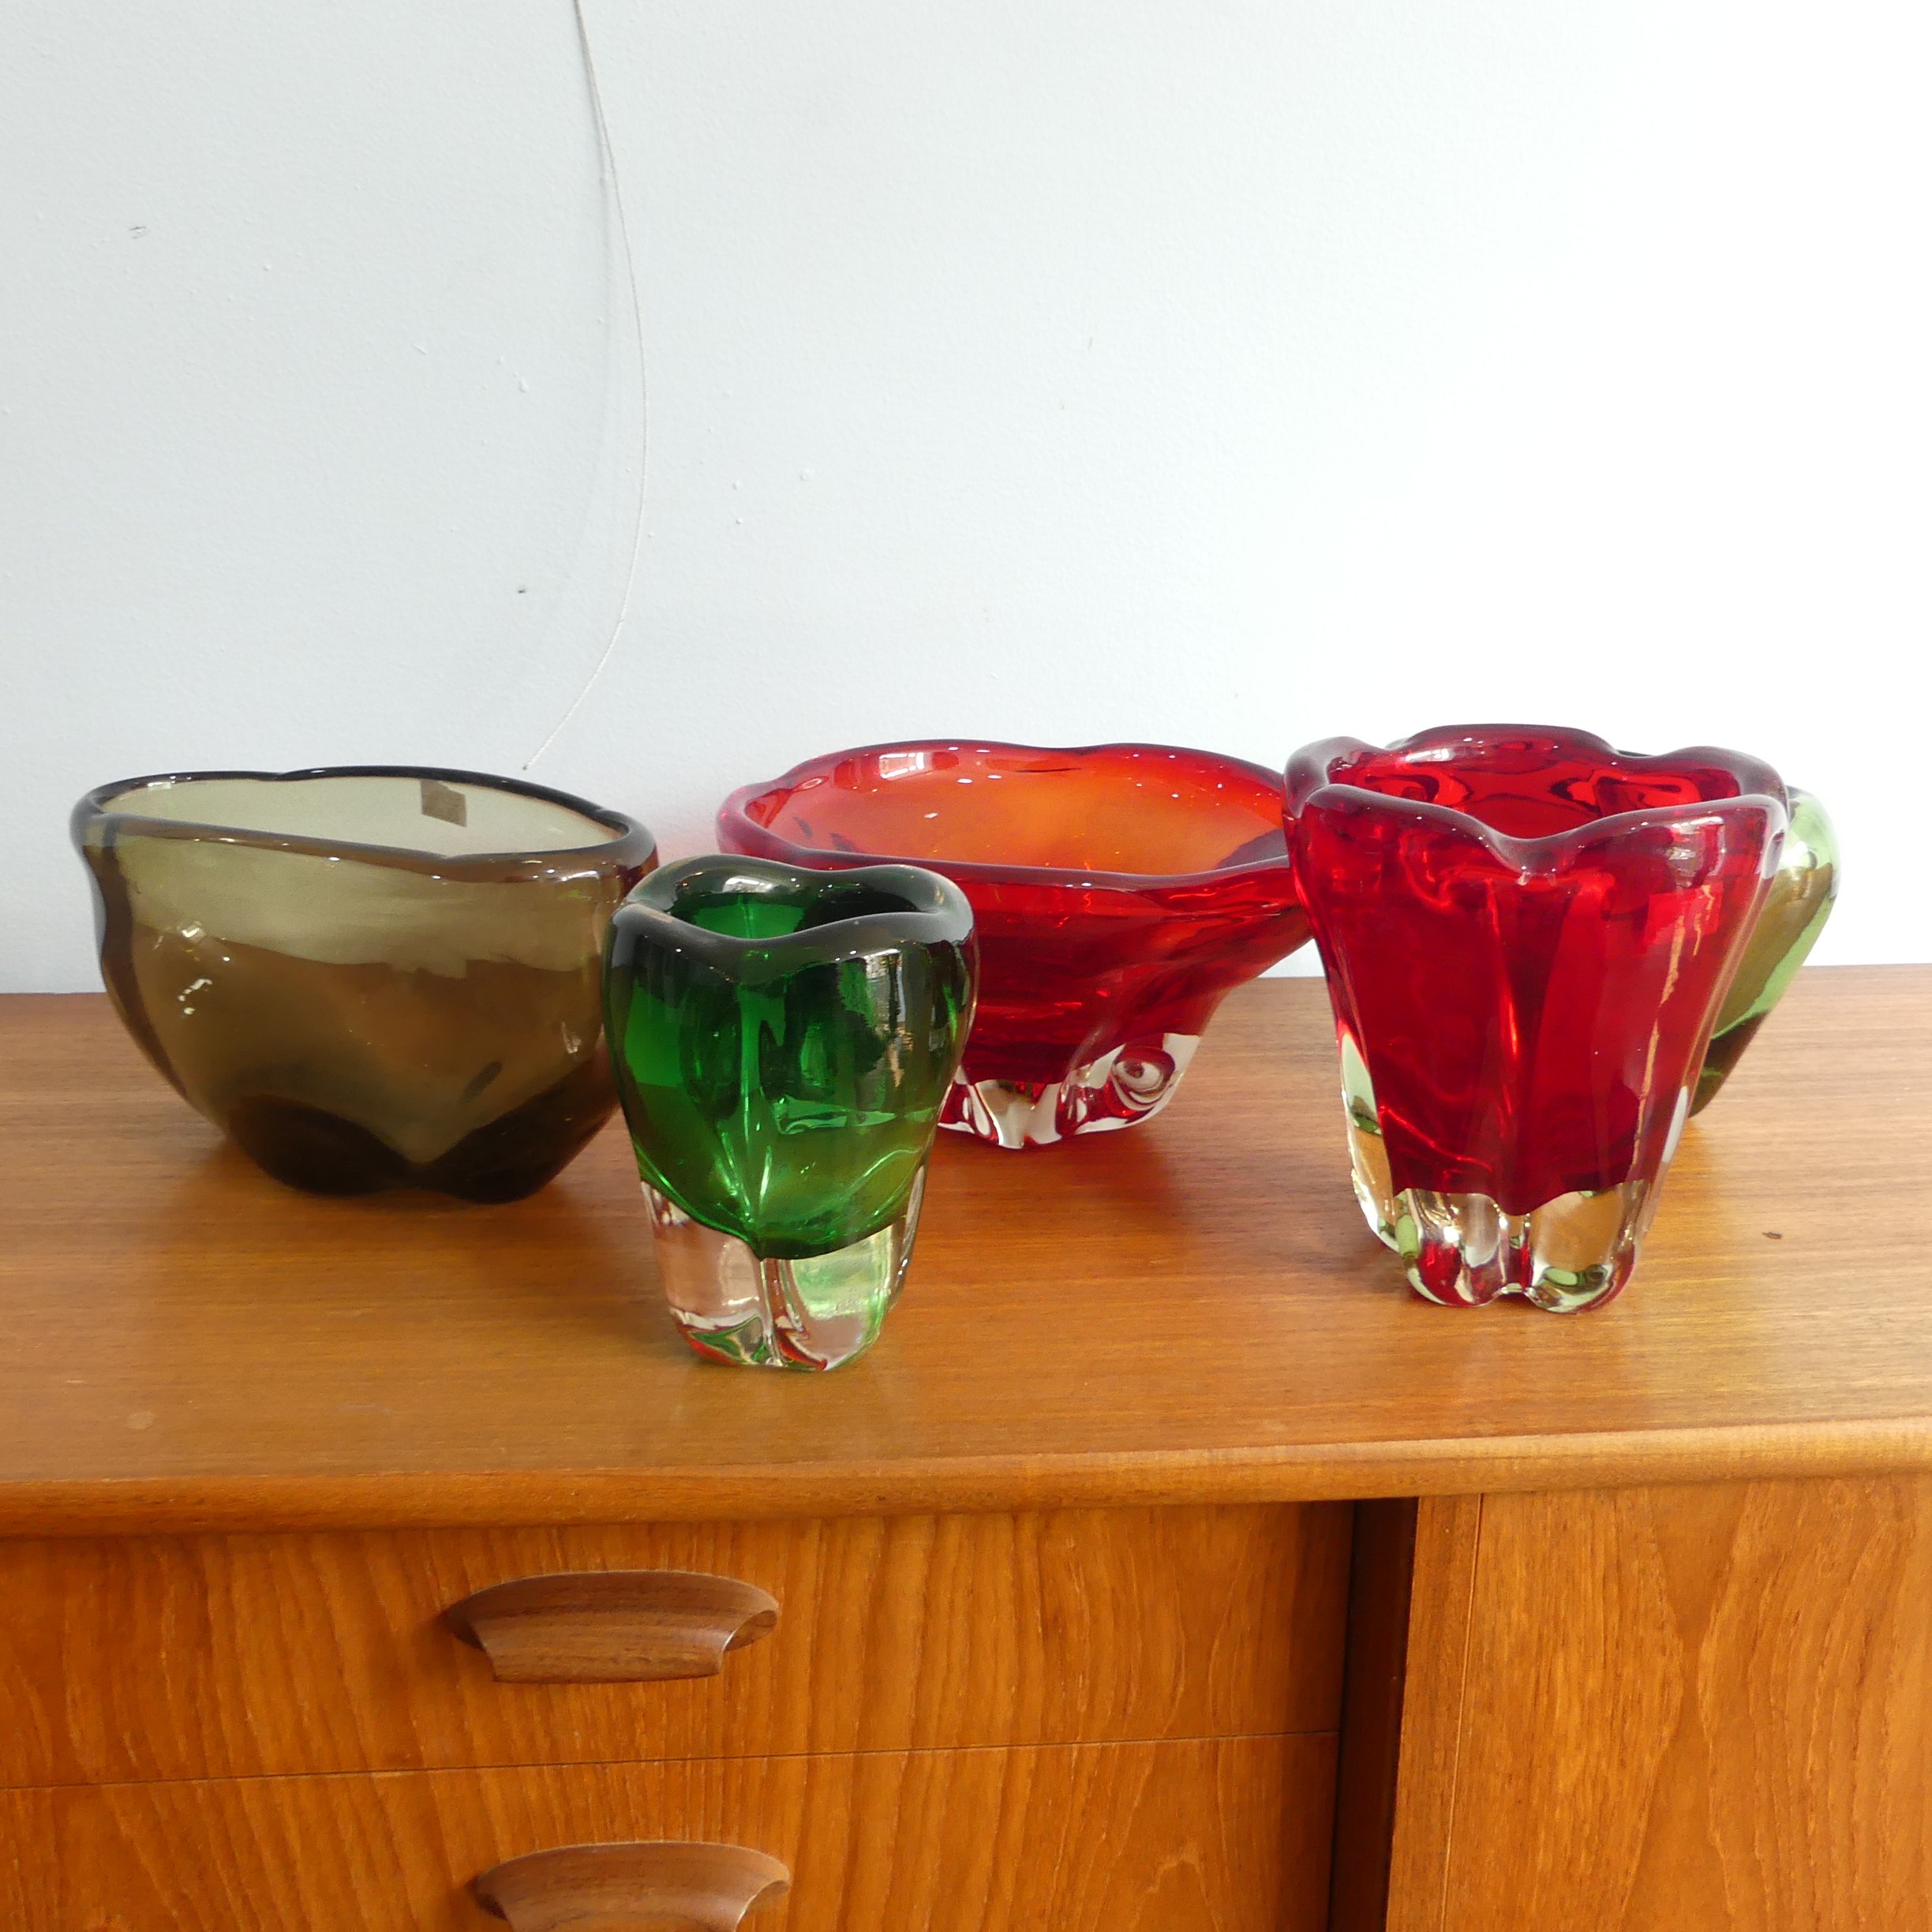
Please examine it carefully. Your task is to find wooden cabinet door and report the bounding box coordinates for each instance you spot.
[1387,1479,1932,1932]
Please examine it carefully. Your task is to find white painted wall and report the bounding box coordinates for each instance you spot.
[4,0,1925,990]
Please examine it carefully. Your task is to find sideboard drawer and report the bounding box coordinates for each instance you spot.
[0,1735,1336,1931]
[0,1503,1348,1787]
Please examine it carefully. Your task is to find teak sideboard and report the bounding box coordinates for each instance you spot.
[1,968,1928,1931]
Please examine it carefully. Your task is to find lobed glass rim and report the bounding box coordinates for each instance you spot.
[1286,726,1791,862]
[70,764,657,880]
[612,852,975,975]
[717,737,1296,894]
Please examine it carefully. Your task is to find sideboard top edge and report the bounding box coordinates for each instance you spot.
[2,1417,1929,1539]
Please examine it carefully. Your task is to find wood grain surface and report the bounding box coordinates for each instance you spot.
[0,1504,1346,1788]
[2,968,1927,1533]
[0,1735,1336,1931]
[1388,1477,1932,1932]
[1382,1496,1481,1932]
[1327,1499,1418,1932]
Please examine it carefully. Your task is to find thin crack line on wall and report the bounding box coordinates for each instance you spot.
[524,0,649,770]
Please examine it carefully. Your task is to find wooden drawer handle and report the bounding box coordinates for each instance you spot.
[474,1841,790,1932]
[445,1571,780,1683]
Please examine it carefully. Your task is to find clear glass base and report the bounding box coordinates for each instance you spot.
[939,1035,1199,1150]
[643,1174,923,1369]
[1387,1181,1656,1310]
[1340,1034,1670,1312]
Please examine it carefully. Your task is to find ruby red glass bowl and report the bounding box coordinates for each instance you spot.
[719,741,1311,1148]
[1286,724,1787,1310]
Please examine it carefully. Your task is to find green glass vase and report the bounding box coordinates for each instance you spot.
[604,855,977,1369]
[1690,788,1840,1115]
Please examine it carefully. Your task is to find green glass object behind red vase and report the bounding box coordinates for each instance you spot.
[604,856,977,1370]
[1690,788,1839,1114]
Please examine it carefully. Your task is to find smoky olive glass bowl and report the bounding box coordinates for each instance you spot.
[73,766,656,1200]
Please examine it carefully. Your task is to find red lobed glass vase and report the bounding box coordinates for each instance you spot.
[719,741,1311,1148]
[1286,725,1787,1310]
